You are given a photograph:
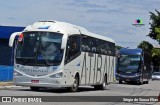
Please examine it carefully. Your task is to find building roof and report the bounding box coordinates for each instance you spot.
[0,26,25,39]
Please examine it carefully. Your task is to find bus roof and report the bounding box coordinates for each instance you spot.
[24,20,115,43]
[119,48,142,55]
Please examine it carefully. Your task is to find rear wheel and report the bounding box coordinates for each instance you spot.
[68,76,79,92]
[94,75,107,90]
[30,87,40,91]
[119,80,122,84]
[138,78,143,85]
[145,81,149,84]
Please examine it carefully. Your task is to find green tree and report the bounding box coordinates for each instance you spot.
[152,48,160,71]
[152,48,160,56]
[148,10,160,44]
[115,45,123,50]
[137,41,153,52]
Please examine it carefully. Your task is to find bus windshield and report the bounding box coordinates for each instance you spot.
[16,31,63,66]
[118,55,140,72]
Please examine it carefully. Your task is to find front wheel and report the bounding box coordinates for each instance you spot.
[68,76,79,92]
[119,80,122,84]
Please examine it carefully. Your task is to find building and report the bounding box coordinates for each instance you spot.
[0,26,25,81]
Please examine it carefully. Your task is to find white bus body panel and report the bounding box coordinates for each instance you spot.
[14,53,115,87]
[12,20,115,88]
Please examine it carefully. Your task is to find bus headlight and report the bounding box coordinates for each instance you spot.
[116,73,120,76]
[49,72,63,78]
[135,73,140,77]
[14,71,23,76]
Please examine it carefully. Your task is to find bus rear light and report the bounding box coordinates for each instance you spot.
[49,72,63,78]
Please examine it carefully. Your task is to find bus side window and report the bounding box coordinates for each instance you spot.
[81,35,91,52]
[65,35,81,64]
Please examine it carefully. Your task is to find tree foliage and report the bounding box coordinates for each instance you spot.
[152,48,160,56]
[152,48,160,69]
[137,41,153,52]
[148,9,160,43]
[115,45,123,50]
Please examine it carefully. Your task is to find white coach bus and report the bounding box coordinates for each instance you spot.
[9,20,116,92]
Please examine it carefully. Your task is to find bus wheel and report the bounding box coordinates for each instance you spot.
[30,87,40,91]
[138,82,143,85]
[145,79,149,84]
[145,81,149,84]
[138,78,143,85]
[68,76,79,92]
[94,75,107,90]
[119,80,122,84]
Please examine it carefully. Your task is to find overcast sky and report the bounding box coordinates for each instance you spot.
[0,0,160,48]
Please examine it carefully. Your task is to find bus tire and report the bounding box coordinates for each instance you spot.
[68,76,79,92]
[139,82,143,85]
[145,81,149,84]
[145,79,149,84]
[119,80,122,84]
[138,78,143,85]
[94,75,107,90]
[30,87,40,91]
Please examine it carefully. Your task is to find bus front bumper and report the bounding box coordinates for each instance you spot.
[118,75,140,82]
[13,76,71,88]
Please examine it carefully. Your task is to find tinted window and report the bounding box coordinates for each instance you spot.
[153,72,160,75]
[16,32,63,66]
[81,35,91,52]
[65,35,81,63]
[81,35,115,56]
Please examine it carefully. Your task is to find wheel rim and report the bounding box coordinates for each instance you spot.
[103,81,106,87]
[103,77,106,88]
[73,78,78,90]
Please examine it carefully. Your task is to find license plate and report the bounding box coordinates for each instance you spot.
[31,80,39,83]
[126,78,130,81]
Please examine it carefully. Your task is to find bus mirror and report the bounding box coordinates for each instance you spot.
[9,32,21,47]
[61,35,67,49]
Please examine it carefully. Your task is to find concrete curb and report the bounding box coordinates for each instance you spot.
[0,85,21,89]
[0,82,15,89]
[0,82,13,86]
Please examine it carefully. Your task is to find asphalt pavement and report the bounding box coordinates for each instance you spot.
[0,80,159,105]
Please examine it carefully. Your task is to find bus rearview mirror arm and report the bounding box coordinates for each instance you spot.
[9,32,22,47]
